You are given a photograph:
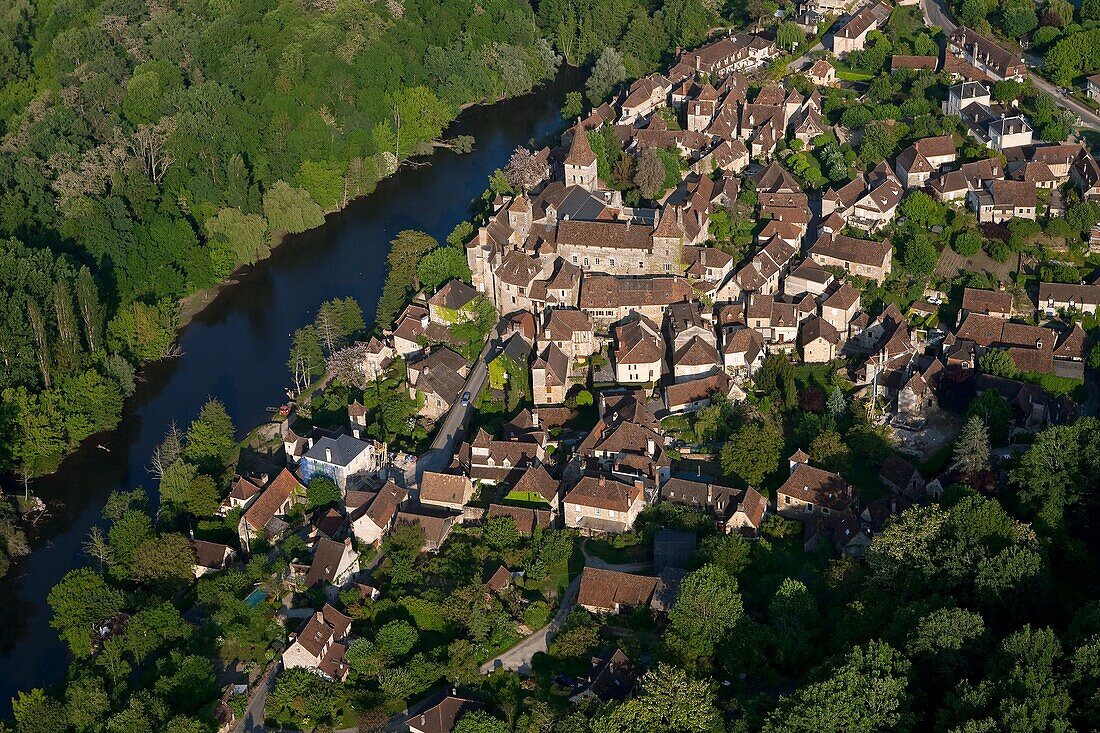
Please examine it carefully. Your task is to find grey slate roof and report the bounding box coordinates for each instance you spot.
[303,434,370,467]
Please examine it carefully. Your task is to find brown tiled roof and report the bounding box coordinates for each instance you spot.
[510,464,559,503]
[295,604,352,658]
[230,475,263,502]
[486,503,553,533]
[615,315,665,365]
[243,469,304,531]
[915,134,956,159]
[533,342,570,385]
[962,287,1013,315]
[580,275,693,310]
[364,481,408,529]
[396,510,455,547]
[484,565,512,594]
[565,475,642,511]
[305,537,351,588]
[1054,323,1087,360]
[408,695,482,733]
[777,463,853,511]
[544,308,592,339]
[496,250,542,286]
[1039,282,1100,308]
[892,55,938,70]
[428,279,478,310]
[880,454,920,491]
[190,540,232,570]
[577,567,659,611]
[419,472,473,506]
[723,326,764,360]
[991,179,1036,208]
[566,123,596,167]
[823,282,860,311]
[673,336,720,367]
[837,5,883,38]
[557,219,654,251]
[810,233,891,268]
[664,372,729,408]
[800,316,841,346]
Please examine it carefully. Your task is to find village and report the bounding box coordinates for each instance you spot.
[97,7,1100,733]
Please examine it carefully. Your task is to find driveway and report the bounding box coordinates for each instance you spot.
[919,0,1100,130]
[416,319,506,479]
[479,573,582,675]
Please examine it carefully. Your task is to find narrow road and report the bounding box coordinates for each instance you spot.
[233,660,280,733]
[919,0,1100,130]
[479,573,582,675]
[416,319,507,479]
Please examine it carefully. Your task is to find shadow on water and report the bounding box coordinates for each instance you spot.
[0,64,583,712]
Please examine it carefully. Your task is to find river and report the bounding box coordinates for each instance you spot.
[0,65,583,712]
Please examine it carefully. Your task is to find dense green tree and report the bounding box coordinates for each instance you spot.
[665,564,743,663]
[763,642,912,732]
[966,389,1012,446]
[288,325,326,393]
[48,569,125,657]
[417,247,472,292]
[183,398,236,473]
[977,347,1018,378]
[306,476,341,509]
[586,47,626,104]
[160,460,220,518]
[952,415,991,475]
[605,664,722,732]
[262,182,325,235]
[454,710,510,733]
[11,688,67,733]
[722,418,782,486]
[376,230,439,327]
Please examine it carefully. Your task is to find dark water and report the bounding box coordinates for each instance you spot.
[0,66,582,712]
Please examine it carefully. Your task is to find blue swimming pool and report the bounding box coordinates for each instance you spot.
[244,588,267,608]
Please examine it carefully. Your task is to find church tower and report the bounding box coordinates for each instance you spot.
[563,122,597,191]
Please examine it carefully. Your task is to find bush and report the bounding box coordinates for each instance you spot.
[524,601,553,629]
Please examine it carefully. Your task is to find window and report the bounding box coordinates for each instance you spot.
[638,261,644,268]
[664,263,671,272]
[806,503,814,512]
[595,258,601,265]
[609,510,617,518]
[610,258,616,267]
[583,258,589,267]
[784,496,791,504]
[594,507,601,516]
[571,255,578,263]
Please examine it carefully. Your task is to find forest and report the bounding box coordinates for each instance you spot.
[0,0,566,486]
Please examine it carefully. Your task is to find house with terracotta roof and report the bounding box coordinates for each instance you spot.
[777,451,856,519]
[612,313,665,385]
[238,469,306,550]
[460,428,546,484]
[407,693,482,733]
[395,510,458,552]
[809,233,892,283]
[800,316,842,363]
[895,135,957,188]
[580,274,694,330]
[303,537,360,595]
[575,393,671,485]
[663,371,732,414]
[961,287,1014,320]
[1039,281,1100,316]
[427,279,479,324]
[891,55,938,71]
[1073,152,1100,201]
[532,342,571,405]
[807,58,836,87]
[508,464,561,512]
[948,26,1026,81]
[419,472,475,513]
[349,481,409,546]
[486,503,554,534]
[953,312,1057,374]
[879,454,926,499]
[831,3,889,55]
[671,336,721,383]
[784,259,835,298]
[620,74,672,124]
[577,567,659,613]
[968,179,1037,223]
[564,475,646,534]
[722,326,765,378]
[282,604,353,681]
[660,476,768,536]
[542,308,595,362]
[819,282,862,336]
[223,473,264,515]
[190,540,235,577]
[390,303,452,359]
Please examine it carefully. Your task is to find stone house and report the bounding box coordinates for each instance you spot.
[419,471,475,513]
[809,233,893,283]
[1038,282,1100,316]
[532,342,571,405]
[613,313,665,385]
[349,482,409,546]
[303,537,360,595]
[564,475,646,534]
[298,434,385,491]
[879,454,926,499]
[282,604,353,682]
[776,451,856,520]
[800,316,842,363]
[238,469,306,550]
[427,279,479,324]
[542,308,596,362]
[577,567,659,614]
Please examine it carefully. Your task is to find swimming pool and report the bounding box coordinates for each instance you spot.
[244,588,267,608]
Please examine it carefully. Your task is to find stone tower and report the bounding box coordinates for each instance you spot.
[563,122,597,191]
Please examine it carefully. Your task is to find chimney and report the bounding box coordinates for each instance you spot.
[325,447,332,462]
[647,438,656,456]
[676,206,683,226]
[352,428,361,440]
[599,475,606,487]
[307,436,314,448]
[531,410,539,427]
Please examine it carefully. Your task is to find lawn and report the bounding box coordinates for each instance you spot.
[502,490,552,508]
[835,68,874,82]
[584,537,651,566]
[1018,371,1087,402]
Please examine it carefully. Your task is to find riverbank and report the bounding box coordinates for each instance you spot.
[0,64,584,714]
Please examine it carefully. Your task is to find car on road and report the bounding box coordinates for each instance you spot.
[460,391,471,406]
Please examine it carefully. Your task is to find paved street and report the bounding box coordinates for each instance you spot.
[233,661,280,733]
[479,574,582,675]
[919,0,1100,130]
[416,320,507,479]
